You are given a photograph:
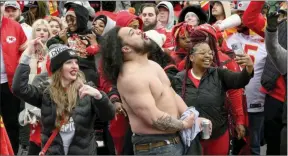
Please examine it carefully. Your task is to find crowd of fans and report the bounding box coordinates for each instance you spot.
[0,1,287,155]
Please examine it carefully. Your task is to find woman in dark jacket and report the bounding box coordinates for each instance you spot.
[173,25,254,155]
[12,39,115,155]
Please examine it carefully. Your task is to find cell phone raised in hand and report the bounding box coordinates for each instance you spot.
[231,43,244,55]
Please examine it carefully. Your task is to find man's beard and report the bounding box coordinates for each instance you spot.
[131,39,157,55]
[143,20,157,32]
[237,25,249,35]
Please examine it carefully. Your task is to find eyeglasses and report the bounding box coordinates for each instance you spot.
[193,50,214,56]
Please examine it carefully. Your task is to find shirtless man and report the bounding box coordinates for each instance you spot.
[101,27,207,155]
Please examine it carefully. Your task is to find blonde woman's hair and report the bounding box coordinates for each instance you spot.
[29,19,52,80]
[49,69,86,123]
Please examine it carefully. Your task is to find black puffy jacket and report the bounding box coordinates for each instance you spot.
[173,68,253,139]
[12,64,115,155]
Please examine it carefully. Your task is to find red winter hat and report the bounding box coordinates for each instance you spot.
[194,24,217,40]
[189,24,218,55]
[172,22,194,48]
[116,11,143,30]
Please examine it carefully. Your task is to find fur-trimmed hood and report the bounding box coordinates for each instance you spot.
[178,5,208,25]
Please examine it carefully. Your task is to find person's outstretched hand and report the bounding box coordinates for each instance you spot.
[266,11,280,32]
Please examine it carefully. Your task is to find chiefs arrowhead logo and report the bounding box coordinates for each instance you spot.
[6,36,17,44]
[69,51,76,56]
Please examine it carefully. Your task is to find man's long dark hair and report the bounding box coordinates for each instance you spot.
[100,27,123,85]
[148,40,175,68]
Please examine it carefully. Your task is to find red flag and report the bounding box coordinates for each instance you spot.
[0,116,14,155]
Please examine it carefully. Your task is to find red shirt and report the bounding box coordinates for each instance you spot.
[188,69,200,88]
[30,124,41,146]
[260,76,286,102]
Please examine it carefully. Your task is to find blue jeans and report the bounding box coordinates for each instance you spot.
[132,133,184,155]
[248,112,264,155]
[134,142,183,155]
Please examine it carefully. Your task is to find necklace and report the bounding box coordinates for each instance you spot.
[190,69,201,80]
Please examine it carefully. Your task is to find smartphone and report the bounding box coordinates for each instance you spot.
[231,43,244,55]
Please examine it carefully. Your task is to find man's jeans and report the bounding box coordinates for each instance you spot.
[132,133,184,155]
[248,112,264,155]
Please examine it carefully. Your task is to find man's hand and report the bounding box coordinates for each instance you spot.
[79,84,102,99]
[182,113,195,129]
[266,11,280,32]
[235,54,254,74]
[115,102,127,117]
[235,124,246,139]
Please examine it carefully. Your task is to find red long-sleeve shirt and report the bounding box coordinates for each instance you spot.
[242,1,266,38]
[218,51,245,125]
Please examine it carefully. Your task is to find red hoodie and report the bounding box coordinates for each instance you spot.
[243,1,286,102]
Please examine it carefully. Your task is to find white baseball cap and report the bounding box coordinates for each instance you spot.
[4,1,20,10]
[232,1,250,12]
[145,30,167,49]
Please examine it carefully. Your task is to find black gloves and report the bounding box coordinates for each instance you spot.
[266,11,280,32]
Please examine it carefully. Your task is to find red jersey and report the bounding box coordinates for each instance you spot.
[1,17,27,89]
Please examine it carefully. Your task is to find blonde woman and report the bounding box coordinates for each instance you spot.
[29,19,52,83]
[45,16,63,37]
[13,39,115,155]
